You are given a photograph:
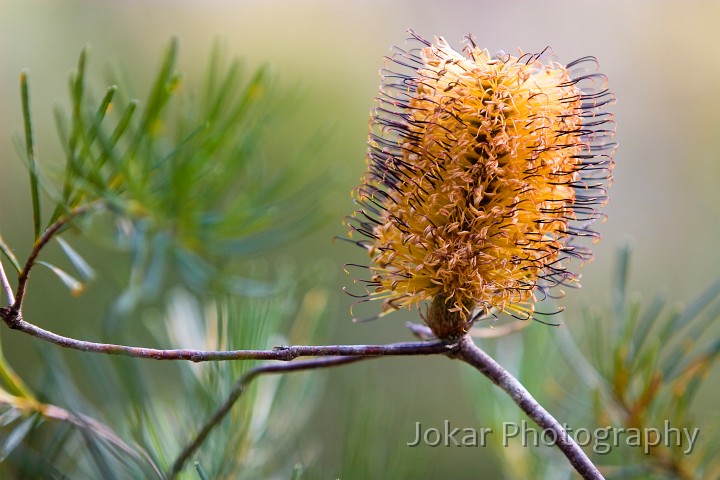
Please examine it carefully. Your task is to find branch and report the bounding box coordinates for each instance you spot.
[0,259,14,305]
[11,203,97,315]
[456,334,604,480]
[0,310,454,361]
[168,355,378,478]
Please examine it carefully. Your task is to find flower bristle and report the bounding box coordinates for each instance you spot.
[346,30,616,337]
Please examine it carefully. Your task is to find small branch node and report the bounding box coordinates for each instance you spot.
[0,307,22,329]
[272,346,298,361]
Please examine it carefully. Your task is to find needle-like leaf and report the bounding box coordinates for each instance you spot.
[20,71,42,240]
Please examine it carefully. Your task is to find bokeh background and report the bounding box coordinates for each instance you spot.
[1,0,719,478]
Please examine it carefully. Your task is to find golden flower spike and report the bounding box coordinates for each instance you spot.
[346,30,616,338]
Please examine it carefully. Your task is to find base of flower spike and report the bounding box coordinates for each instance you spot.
[426,295,475,338]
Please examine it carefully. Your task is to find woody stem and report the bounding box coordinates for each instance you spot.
[456,334,604,480]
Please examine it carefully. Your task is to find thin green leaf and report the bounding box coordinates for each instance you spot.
[140,232,169,298]
[80,427,118,480]
[621,295,642,364]
[37,261,84,296]
[92,98,138,177]
[195,462,210,480]
[134,407,170,471]
[109,223,151,318]
[554,320,606,390]
[630,290,667,364]
[634,337,660,384]
[0,413,36,461]
[291,463,304,480]
[667,276,720,336]
[50,48,88,224]
[698,431,720,469]
[0,234,21,272]
[684,297,720,346]
[67,48,88,179]
[174,249,212,291]
[111,99,138,146]
[92,85,117,135]
[137,38,179,144]
[681,373,706,407]
[222,64,270,137]
[41,419,75,468]
[72,47,88,109]
[612,240,632,326]
[69,85,118,194]
[36,347,96,415]
[204,40,223,110]
[56,237,95,281]
[53,103,72,159]
[661,297,720,378]
[36,349,167,479]
[20,71,42,240]
[665,338,720,381]
[0,354,34,399]
[207,58,243,123]
[0,408,22,428]
[223,275,277,297]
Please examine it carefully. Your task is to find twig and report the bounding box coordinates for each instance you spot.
[12,214,69,313]
[168,355,378,478]
[11,203,96,315]
[0,391,163,478]
[0,311,453,361]
[0,259,14,305]
[45,404,164,479]
[456,334,604,480]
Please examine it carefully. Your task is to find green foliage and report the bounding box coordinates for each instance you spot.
[332,388,430,479]
[464,245,720,479]
[0,40,335,478]
[586,244,720,479]
[19,71,42,241]
[0,234,20,274]
[0,282,330,478]
[19,39,328,306]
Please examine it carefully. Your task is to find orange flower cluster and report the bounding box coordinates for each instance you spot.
[347,31,615,337]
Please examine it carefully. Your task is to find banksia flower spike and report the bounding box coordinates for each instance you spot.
[346,31,616,338]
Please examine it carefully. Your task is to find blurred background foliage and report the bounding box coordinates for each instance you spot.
[1,0,719,478]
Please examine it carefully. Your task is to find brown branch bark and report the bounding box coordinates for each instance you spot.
[456,334,604,480]
[0,309,453,361]
[10,204,96,315]
[168,355,380,478]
